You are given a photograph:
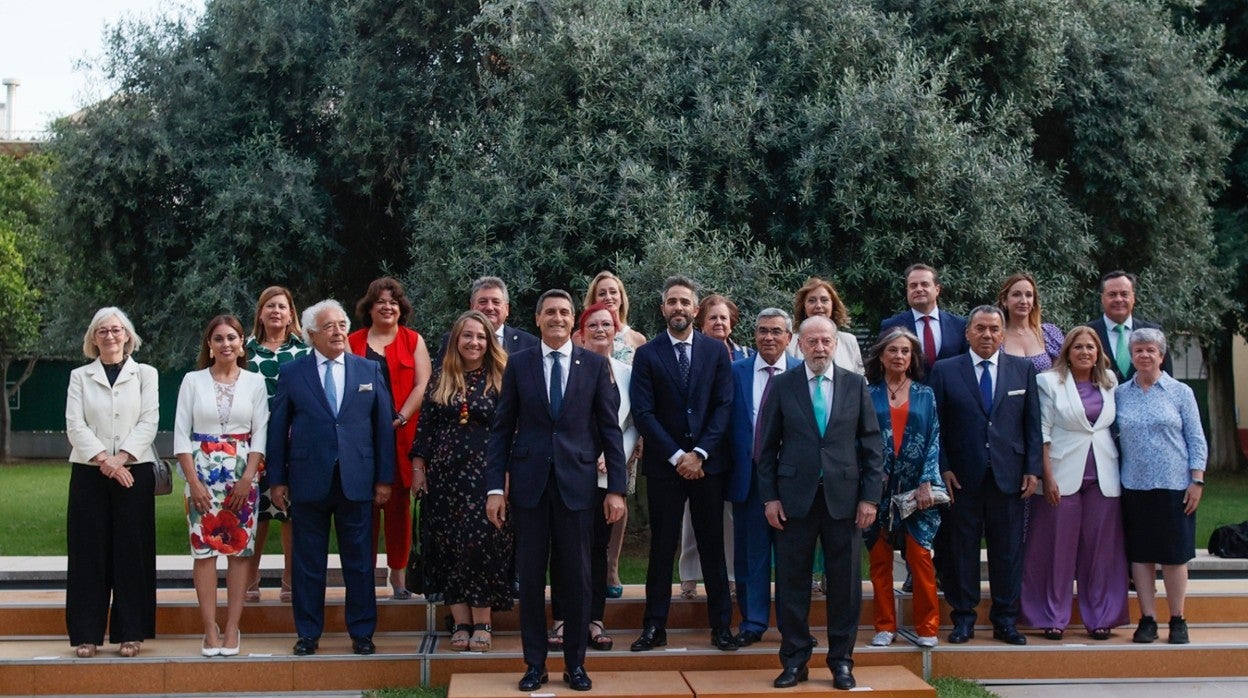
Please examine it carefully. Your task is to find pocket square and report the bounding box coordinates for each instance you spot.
[358,383,374,392]
[1007,389,1026,396]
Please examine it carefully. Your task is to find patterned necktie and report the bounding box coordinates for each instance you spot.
[752,366,778,461]
[921,315,937,369]
[979,360,993,413]
[323,359,338,417]
[812,375,828,437]
[549,351,563,417]
[1115,324,1131,376]
[676,341,690,391]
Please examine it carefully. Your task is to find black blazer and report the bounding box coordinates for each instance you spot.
[755,365,884,520]
[630,330,734,479]
[1086,316,1173,382]
[485,344,626,511]
[879,309,969,365]
[928,351,1043,494]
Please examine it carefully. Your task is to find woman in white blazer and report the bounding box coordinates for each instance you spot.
[173,315,269,657]
[1021,325,1128,641]
[65,307,160,659]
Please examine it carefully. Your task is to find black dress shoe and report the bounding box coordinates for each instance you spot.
[734,629,763,647]
[518,664,548,691]
[711,627,739,651]
[352,636,376,655]
[992,626,1027,645]
[630,625,667,651]
[831,663,856,690]
[947,625,974,644]
[563,666,592,692]
[901,571,914,593]
[773,665,809,688]
[292,637,319,656]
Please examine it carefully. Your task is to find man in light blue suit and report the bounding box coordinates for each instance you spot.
[267,300,396,657]
[726,308,802,647]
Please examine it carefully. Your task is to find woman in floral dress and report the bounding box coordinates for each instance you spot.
[174,315,269,657]
[243,286,309,602]
[410,310,513,651]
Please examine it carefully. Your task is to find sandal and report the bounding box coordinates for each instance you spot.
[389,569,412,600]
[119,641,141,658]
[1090,628,1112,641]
[245,577,262,603]
[279,578,292,603]
[588,621,614,651]
[548,621,565,650]
[680,581,698,600]
[1043,628,1064,641]
[470,623,493,651]
[75,643,97,658]
[449,623,472,651]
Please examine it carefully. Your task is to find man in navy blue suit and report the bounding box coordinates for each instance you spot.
[267,300,396,657]
[436,276,539,362]
[928,305,1042,646]
[485,289,627,693]
[726,308,801,647]
[879,264,968,371]
[1087,270,1173,383]
[629,275,737,653]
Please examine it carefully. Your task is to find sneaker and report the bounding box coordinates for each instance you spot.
[870,631,895,646]
[1168,616,1189,645]
[915,635,939,648]
[1132,616,1158,643]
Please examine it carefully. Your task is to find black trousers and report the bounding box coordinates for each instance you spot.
[774,487,860,670]
[643,472,732,630]
[66,462,156,646]
[551,487,609,623]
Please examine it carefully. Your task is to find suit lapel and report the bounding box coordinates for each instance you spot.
[940,313,959,358]
[655,333,685,395]
[303,355,335,416]
[958,355,986,414]
[990,354,1010,416]
[87,360,111,389]
[825,369,855,443]
[1061,375,1092,431]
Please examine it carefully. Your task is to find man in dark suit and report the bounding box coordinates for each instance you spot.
[485,289,627,693]
[928,305,1042,646]
[629,275,736,653]
[267,300,396,657]
[756,315,883,690]
[726,308,802,647]
[436,276,539,361]
[879,263,968,371]
[1087,270,1173,382]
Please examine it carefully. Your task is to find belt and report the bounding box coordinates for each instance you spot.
[192,432,251,444]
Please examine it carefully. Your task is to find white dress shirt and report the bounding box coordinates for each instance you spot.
[804,363,835,429]
[911,307,945,355]
[1102,314,1135,365]
[972,349,999,388]
[314,349,345,414]
[751,353,789,434]
[540,340,572,394]
[666,330,707,464]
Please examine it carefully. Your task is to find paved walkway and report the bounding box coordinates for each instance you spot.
[990,679,1248,697]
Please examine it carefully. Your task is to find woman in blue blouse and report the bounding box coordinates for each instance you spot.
[1116,328,1206,645]
[863,327,942,648]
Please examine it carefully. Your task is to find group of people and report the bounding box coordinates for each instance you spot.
[62,266,1207,695]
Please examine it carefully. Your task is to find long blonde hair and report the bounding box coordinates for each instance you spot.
[584,270,633,326]
[432,311,507,405]
[996,273,1043,344]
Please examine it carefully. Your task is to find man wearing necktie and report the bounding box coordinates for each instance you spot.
[726,308,802,647]
[266,300,396,657]
[1086,271,1173,383]
[879,264,969,373]
[928,305,1042,647]
[434,276,540,364]
[485,289,626,693]
[629,275,737,653]
[756,315,883,690]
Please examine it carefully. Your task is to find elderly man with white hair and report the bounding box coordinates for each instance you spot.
[266,299,396,657]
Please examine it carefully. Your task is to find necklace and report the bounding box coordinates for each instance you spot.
[887,377,909,401]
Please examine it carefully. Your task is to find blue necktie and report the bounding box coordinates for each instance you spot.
[812,375,827,437]
[549,351,563,417]
[979,359,993,413]
[323,359,339,417]
[676,341,690,391]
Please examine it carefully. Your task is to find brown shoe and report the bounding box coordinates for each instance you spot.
[75,644,97,658]
[119,641,141,657]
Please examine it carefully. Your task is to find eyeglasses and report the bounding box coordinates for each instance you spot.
[95,327,127,337]
[756,328,788,337]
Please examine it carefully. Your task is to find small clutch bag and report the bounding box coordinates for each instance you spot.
[890,485,950,521]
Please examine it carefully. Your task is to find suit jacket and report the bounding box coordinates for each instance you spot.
[1086,316,1173,382]
[265,352,396,503]
[437,323,539,363]
[172,369,270,456]
[1037,371,1120,497]
[880,309,969,364]
[65,357,160,464]
[755,365,884,520]
[929,351,1043,493]
[630,330,735,478]
[726,354,802,503]
[485,345,626,511]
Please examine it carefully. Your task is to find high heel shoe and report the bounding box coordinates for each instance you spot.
[220,628,241,656]
[279,578,292,603]
[245,577,262,603]
[389,569,412,600]
[201,625,221,657]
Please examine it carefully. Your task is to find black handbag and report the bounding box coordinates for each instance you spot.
[404,498,426,595]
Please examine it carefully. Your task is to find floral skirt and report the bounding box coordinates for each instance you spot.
[185,436,258,559]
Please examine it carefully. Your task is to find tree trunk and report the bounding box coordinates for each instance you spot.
[1,355,40,462]
[1203,330,1247,473]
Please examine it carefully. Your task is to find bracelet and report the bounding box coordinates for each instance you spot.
[396,413,409,426]
[412,468,424,474]
[1191,479,1205,487]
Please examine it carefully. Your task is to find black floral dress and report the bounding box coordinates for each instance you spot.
[410,367,514,610]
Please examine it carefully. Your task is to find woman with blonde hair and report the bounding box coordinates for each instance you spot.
[584,270,647,362]
[997,272,1064,373]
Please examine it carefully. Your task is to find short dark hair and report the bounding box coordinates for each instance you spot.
[968,304,1005,325]
[1099,270,1138,293]
[536,288,575,314]
[695,294,740,332]
[355,277,413,327]
[662,275,700,300]
[904,263,941,286]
